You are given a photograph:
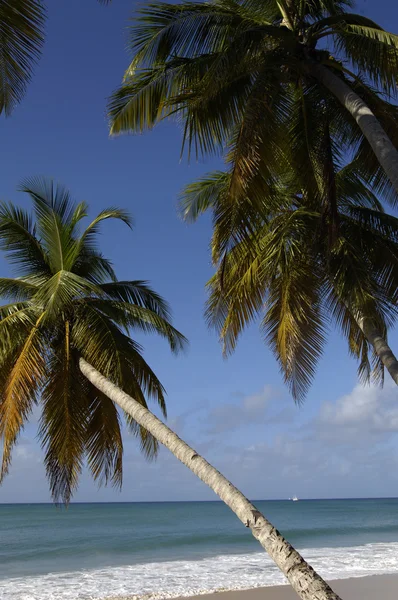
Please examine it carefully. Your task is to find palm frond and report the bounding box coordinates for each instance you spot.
[109,50,235,135]
[109,52,254,142]
[0,277,37,301]
[334,25,398,93]
[39,322,89,504]
[126,1,263,74]
[121,349,167,417]
[0,303,36,355]
[307,13,385,39]
[20,176,77,226]
[0,0,45,116]
[335,162,386,212]
[73,304,167,413]
[32,271,104,319]
[179,74,291,258]
[85,387,124,488]
[109,21,293,145]
[0,202,50,276]
[73,249,118,284]
[180,170,230,223]
[324,283,386,385]
[263,272,325,403]
[205,231,266,351]
[73,305,166,456]
[80,207,132,239]
[0,178,185,501]
[337,210,398,310]
[100,280,172,319]
[19,177,78,272]
[257,212,326,402]
[108,65,176,135]
[0,312,47,482]
[67,207,132,270]
[326,229,396,331]
[85,299,187,354]
[69,201,89,233]
[72,303,142,382]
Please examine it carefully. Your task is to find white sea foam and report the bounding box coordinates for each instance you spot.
[1,542,398,600]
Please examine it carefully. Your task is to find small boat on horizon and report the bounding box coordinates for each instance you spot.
[292,495,299,502]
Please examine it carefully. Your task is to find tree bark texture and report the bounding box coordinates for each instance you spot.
[308,62,398,197]
[79,357,343,600]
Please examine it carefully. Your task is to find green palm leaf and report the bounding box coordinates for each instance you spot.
[0,202,50,275]
[33,270,105,319]
[0,311,47,482]
[0,0,45,116]
[73,248,118,284]
[39,322,88,504]
[100,280,173,319]
[0,0,113,115]
[86,299,187,353]
[85,387,124,488]
[0,177,186,502]
[20,177,78,272]
[0,277,37,300]
[108,0,398,215]
[188,143,398,399]
[334,25,398,93]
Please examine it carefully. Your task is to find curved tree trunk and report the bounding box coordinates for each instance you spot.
[79,357,342,600]
[356,317,398,384]
[308,62,398,196]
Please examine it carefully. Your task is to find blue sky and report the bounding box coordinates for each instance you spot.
[1,0,398,503]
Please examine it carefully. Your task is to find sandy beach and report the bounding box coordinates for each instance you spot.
[184,575,398,600]
[108,574,398,600]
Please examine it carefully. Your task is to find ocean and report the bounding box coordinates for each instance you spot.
[1,499,398,600]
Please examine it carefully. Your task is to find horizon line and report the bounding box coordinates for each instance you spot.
[1,496,398,505]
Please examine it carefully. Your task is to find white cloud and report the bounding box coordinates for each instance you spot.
[203,386,286,434]
[318,382,398,438]
[243,387,274,414]
[2,381,398,503]
[207,381,398,499]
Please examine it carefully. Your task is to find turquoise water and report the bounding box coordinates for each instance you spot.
[1,499,398,599]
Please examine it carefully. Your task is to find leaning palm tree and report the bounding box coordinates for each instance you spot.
[181,157,398,400]
[0,0,111,116]
[0,177,342,600]
[108,0,398,197]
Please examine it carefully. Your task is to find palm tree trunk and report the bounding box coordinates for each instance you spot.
[356,317,398,384]
[308,63,398,384]
[307,62,398,196]
[79,357,342,600]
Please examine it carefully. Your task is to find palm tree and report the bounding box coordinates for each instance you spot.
[108,0,398,197]
[181,157,398,399]
[0,177,342,600]
[0,176,187,498]
[0,0,111,116]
